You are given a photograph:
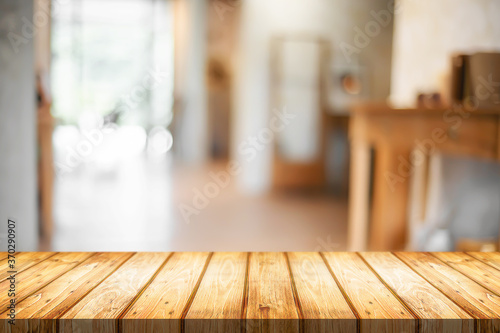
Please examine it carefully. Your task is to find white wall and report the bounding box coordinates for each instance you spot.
[391,0,500,107]
[174,0,208,164]
[233,0,394,193]
[34,0,51,73]
[0,0,38,250]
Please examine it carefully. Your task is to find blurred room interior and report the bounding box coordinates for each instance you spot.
[0,0,499,252]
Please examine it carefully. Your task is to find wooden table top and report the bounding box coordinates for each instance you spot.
[1,252,500,332]
[350,102,500,115]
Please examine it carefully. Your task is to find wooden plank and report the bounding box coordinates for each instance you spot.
[397,252,500,332]
[498,116,500,250]
[60,252,170,333]
[347,140,371,251]
[497,117,500,161]
[361,252,474,332]
[433,252,500,295]
[467,252,500,271]
[0,252,132,333]
[121,252,211,333]
[0,251,498,332]
[287,252,357,332]
[0,252,93,311]
[185,252,247,332]
[322,252,415,333]
[246,252,299,333]
[370,146,412,250]
[406,149,429,251]
[0,252,55,281]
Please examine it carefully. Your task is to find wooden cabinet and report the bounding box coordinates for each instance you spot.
[347,103,500,251]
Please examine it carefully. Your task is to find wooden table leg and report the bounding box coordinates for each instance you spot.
[38,115,54,249]
[497,117,500,161]
[370,146,412,251]
[406,149,429,250]
[497,117,500,250]
[347,141,371,251]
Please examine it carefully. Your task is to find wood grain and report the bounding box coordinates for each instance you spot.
[0,252,92,310]
[0,252,55,281]
[287,252,356,332]
[467,252,500,271]
[369,147,412,251]
[433,252,500,296]
[121,252,211,333]
[246,252,300,333]
[185,252,247,332]
[347,141,371,251]
[60,252,170,333]
[361,252,473,332]
[322,252,415,333]
[396,252,500,332]
[0,252,132,333]
[0,251,498,332]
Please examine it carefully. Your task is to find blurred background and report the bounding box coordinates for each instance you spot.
[0,0,499,252]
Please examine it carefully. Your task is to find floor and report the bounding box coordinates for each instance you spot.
[2,251,500,332]
[52,150,348,252]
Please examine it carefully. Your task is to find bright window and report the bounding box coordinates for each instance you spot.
[51,0,174,128]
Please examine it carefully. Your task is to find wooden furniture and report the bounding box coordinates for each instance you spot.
[348,103,500,251]
[1,252,500,332]
[36,74,54,249]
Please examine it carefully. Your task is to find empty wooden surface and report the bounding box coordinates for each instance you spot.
[6,252,131,333]
[245,252,300,332]
[59,252,170,332]
[433,252,500,295]
[121,252,210,333]
[361,252,473,332]
[322,252,415,333]
[0,252,55,281]
[396,252,500,332]
[1,252,500,332]
[185,252,247,332]
[287,252,357,332]
[0,252,92,311]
